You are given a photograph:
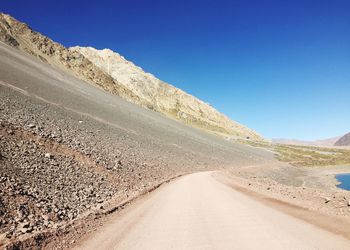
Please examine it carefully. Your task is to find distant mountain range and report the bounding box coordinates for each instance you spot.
[272,136,342,147]
[0,13,262,140]
[273,133,350,147]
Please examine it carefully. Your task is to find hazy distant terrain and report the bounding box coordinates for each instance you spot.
[272,136,341,147]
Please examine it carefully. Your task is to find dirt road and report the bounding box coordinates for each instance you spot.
[76,172,350,250]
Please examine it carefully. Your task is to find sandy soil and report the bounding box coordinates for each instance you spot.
[218,164,350,220]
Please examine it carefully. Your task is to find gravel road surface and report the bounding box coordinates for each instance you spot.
[76,172,350,250]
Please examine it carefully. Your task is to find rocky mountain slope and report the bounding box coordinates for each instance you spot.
[335,132,350,146]
[0,13,261,140]
[0,13,139,104]
[0,35,272,248]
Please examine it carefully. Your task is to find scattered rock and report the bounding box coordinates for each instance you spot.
[44,153,52,159]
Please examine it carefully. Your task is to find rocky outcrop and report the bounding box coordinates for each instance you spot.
[0,13,262,140]
[335,132,350,146]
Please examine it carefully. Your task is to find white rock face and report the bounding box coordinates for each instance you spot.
[70,47,162,107]
[70,46,262,139]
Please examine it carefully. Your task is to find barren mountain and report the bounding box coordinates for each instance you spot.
[0,13,141,103]
[0,24,271,248]
[335,132,350,146]
[0,13,261,140]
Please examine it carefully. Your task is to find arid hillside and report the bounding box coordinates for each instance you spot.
[335,132,350,146]
[0,13,261,140]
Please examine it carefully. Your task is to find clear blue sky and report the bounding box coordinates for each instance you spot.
[1,0,349,140]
